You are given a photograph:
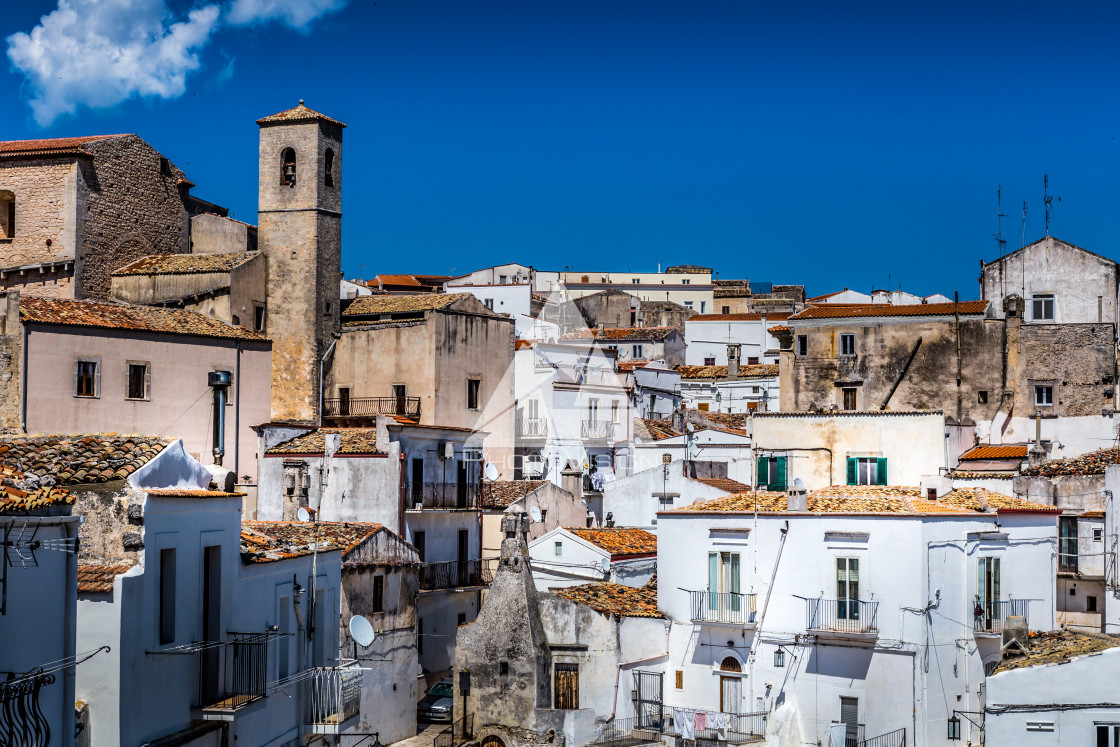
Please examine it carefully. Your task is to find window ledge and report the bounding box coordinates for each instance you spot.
[0,238,12,244]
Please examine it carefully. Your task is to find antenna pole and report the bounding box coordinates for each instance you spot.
[1021,201,1028,250]
[994,185,1007,257]
[1044,174,1050,236]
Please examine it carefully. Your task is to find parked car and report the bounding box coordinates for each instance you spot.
[417,678,454,722]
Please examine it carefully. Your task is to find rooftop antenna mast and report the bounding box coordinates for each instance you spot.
[994,185,1008,258]
[1020,201,1028,250]
[1043,174,1060,236]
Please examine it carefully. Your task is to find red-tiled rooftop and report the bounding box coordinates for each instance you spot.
[562,327,677,342]
[636,419,680,440]
[481,480,549,509]
[0,465,75,514]
[20,297,268,342]
[77,564,134,593]
[112,252,256,277]
[677,363,778,380]
[959,444,1028,460]
[343,293,471,317]
[568,527,657,558]
[240,521,380,563]
[265,429,383,457]
[256,102,346,127]
[790,301,989,320]
[1021,446,1120,477]
[0,134,128,158]
[556,578,662,618]
[688,312,793,322]
[0,434,168,485]
[692,477,753,493]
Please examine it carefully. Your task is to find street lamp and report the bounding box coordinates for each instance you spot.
[715,390,722,413]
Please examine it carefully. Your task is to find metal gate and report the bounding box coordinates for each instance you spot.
[634,670,664,730]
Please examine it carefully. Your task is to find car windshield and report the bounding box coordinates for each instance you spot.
[428,683,453,698]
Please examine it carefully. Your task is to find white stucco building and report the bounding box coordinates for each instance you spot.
[528,526,657,590]
[630,425,753,485]
[685,313,788,366]
[601,460,752,528]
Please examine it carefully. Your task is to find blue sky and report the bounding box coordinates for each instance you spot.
[5,1,1120,298]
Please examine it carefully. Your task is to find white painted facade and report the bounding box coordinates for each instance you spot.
[656,502,1058,747]
[603,459,751,528]
[631,431,754,485]
[528,527,656,590]
[680,374,779,414]
[451,283,534,318]
[685,318,783,366]
[631,365,681,419]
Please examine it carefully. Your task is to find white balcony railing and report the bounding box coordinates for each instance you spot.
[304,663,362,734]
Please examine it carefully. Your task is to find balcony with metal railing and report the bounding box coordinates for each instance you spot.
[973,599,1030,635]
[322,395,422,422]
[590,716,663,746]
[420,559,497,592]
[665,709,767,744]
[406,482,481,510]
[581,420,616,441]
[806,598,878,640]
[516,417,549,439]
[304,662,362,734]
[193,635,268,714]
[856,727,906,747]
[689,591,758,626]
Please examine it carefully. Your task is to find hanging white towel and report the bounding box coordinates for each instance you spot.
[675,708,695,740]
[829,723,848,747]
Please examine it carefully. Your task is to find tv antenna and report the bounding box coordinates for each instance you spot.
[1020,201,1028,250]
[993,185,1008,257]
[1043,174,1060,236]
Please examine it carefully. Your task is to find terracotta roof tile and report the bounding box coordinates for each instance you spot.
[617,360,651,372]
[1021,447,1120,477]
[0,434,168,486]
[677,363,778,379]
[0,134,129,158]
[77,564,133,593]
[372,274,422,286]
[993,630,1120,673]
[556,580,663,618]
[790,301,989,320]
[635,419,680,441]
[688,313,793,322]
[692,477,753,493]
[0,464,75,514]
[265,429,383,456]
[568,527,657,558]
[481,480,549,509]
[256,102,346,127]
[562,327,677,342]
[959,444,1029,460]
[343,293,470,317]
[695,411,747,431]
[668,485,1001,516]
[937,487,1057,513]
[20,297,267,341]
[143,489,245,498]
[768,325,792,334]
[240,521,380,563]
[112,252,257,277]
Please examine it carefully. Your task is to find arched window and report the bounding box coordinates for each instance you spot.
[0,191,14,238]
[281,148,296,187]
[720,656,741,672]
[324,148,335,187]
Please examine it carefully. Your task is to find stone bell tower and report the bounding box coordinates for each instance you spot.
[256,101,344,423]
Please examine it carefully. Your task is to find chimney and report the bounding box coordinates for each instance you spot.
[786,477,808,511]
[560,459,582,500]
[727,344,741,377]
[1029,414,1047,467]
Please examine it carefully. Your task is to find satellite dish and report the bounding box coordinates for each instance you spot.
[686,423,696,433]
[297,507,311,522]
[483,462,499,481]
[529,506,542,523]
[349,614,376,647]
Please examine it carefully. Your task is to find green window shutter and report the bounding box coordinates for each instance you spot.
[876,458,888,486]
[757,457,768,488]
[730,553,741,612]
[846,458,857,485]
[708,553,718,610]
[775,456,787,491]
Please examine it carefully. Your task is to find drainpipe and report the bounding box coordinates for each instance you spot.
[20,323,28,433]
[318,335,340,428]
[208,371,231,466]
[234,341,241,477]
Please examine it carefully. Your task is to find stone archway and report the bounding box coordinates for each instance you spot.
[480,735,506,747]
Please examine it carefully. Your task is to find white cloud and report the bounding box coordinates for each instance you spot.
[7,0,221,126]
[226,0,347,29]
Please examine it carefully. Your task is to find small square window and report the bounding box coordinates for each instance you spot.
[500,661,509,675]
[747,356,759,365]
[555,541,563,556]
[684,301,694,310]
[840,333,855,356]
[797,335,807,356]
[1088,595,1098,612]
[721,306,730,314]
[681,279,690,285]
[457,613,467,626]
[126,362,149,400]
[1035,385,1054,406]
[467,379,481,410]
[978,390,988,404]
[1032,293,1055,321]
[632,344,643,359]
[1094,528,1103,542]
[704,357,716,366]
[75,359,99,398]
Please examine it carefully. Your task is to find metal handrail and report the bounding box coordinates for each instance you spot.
[407,482,481,509]
[434,714,474,747]
[689,591,758,624]
[304,663,362,726]
[195,636,267,710]
[323,396,421,419]
[591,716,662,745]
[806,598,878,634]
[516,417,550,438]
[420,559,497,591]
[581,420,616,440]
[856,727,906,747]
[973,599,1030,633]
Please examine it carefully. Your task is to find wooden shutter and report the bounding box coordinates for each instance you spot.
[876,458,888,485]
[846,458,857,485]
[554,664,579,709]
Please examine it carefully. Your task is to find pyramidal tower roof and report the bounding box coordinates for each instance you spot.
[256,100,346,128]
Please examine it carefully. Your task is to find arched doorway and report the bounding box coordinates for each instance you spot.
[719,656,741,713]
[480,735,506,747]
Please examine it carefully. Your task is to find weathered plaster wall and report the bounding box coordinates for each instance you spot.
[1019,323,1115,417]
[189,212,256,254]
[0,292,23,433]
[0,157,78,268]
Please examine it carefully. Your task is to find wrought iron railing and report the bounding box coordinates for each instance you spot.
[516,417,549,438]
[1059,549,1079,573]
[420,559,496,591]
[407,482,481,509]
[689,591,758,624]
[304,663,362,728]
[0,672,54,747]
[581,420,616,440]
[591,716,662,745]
[831,723,865,747]
[806,598,878,634]
[856,727,906,747]
[323,396,422,420]
[434,713,474,747]
[696,711,768,743]
[196,636,267,710]
[973,599,1030,634]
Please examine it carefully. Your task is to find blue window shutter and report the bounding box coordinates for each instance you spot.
[877,458,888,485]
[846,458,857,485]
[775,457,787,491]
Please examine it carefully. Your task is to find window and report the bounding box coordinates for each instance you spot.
[483,298,494,310]
[675,670,683,689]
[0,191,15,238]
[1035,385,1054,406]
[75,359,100,398]
[499,275,508,284]
[978,390,988,404]
[836,558,860,620]
[159,548,176,644]
[555,541,563,556]
[684,301,694,310]
[1094,528,1103,542]
[757,456,787,491]
[797,335,807,356]
[747,356,759,365]
[842,387,857,410]
[659,496,674,510]
[587,398,599,424]
[372,575,384,613]
[554,663,579,709]
[467,378,481,410]
[126,362,150,400]
[846,457,886,485]
[324,148,335,187]
[1059,516,1078,572]
[457,613,467,626]
[632,344,643,358]
[631,278,640,284]
[413,531,425,562]
[977,557,1001,630]
[648,394,656,414]
[707,552,741,613]
[540,509,547,524]
[324,300,331,316]
[281,148,296,187]
[700,301,707,313]
[1088,595,1098,612]
[752,386,760,394]
[704,356,716,366]
[681,279,691,285]
[722,306,730,314]
[1097,725,1120,746]
[1031,293,1055,321]
[500,661,509,675]
[253,304,266,332]
[840,333,855,355]
[698,402,709,411]
[611,400,620,424]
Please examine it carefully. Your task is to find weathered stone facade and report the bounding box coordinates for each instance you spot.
[1020,323,1116,417]
[257,110,344,424]
[0,292,22,434]
[0,135,192,301]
